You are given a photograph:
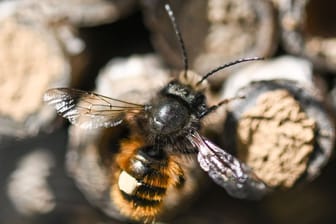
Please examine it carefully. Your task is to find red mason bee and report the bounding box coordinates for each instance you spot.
[44,3,268,223]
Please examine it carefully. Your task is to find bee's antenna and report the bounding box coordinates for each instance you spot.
[164,3,188,79]
[196,57,264,85]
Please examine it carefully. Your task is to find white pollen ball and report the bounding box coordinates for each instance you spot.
[118,171,140,195]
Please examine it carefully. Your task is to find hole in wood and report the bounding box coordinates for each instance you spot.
[304,0,336,38]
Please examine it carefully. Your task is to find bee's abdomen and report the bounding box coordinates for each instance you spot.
[110,136,182,223]
[120,190,162,207]
[133,183,167,201]
[118,170,167,204]
[112,169,169,223]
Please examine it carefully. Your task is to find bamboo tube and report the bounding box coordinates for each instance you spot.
[0,9,71,139]
[277,0,336,72]
[220,56,335,189]
[141,0,277,86]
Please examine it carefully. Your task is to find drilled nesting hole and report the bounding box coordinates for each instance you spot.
[304,0,336,38]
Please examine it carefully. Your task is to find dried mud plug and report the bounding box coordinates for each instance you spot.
[221,57,335,189]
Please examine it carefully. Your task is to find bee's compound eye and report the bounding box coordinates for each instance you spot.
[151,99,189,135]
[118,171,140,195]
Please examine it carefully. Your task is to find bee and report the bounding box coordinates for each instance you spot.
[44,3,269,223]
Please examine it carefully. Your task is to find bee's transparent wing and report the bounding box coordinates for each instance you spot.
[44,88,147,129]
[188,132,270,200]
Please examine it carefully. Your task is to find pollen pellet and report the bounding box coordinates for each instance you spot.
[118,171,140,195]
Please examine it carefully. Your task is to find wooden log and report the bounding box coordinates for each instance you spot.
[141,0,277,86]
[7,149,56,215]
[95,55,170,103]
[277,0,336,72]
[219,56,335,189]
